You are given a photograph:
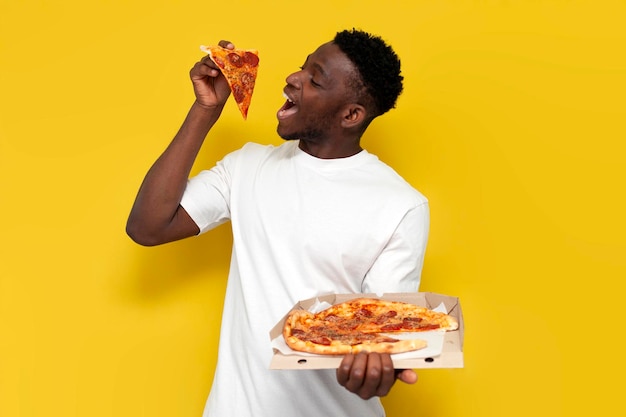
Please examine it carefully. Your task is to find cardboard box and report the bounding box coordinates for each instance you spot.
[269,292,464,370]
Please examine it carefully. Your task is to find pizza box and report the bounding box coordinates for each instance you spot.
[269,292,464,370]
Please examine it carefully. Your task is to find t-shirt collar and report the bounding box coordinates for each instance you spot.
[292,140,373,172]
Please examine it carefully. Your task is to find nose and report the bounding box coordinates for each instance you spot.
[285,69,303,88]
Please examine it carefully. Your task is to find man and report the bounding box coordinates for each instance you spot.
[127,29,429,417]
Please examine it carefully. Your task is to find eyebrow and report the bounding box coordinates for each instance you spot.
[313,62,328,79]
[303,55,329,80]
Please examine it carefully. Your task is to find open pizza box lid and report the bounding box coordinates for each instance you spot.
[269,292,464,370]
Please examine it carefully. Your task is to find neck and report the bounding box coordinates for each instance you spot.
[297,138,362,159]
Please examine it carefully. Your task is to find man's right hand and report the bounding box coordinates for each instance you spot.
[190,40,234,110]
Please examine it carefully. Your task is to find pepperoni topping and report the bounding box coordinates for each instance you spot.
[232,84,245,103]
[417,323,441,331]
[323,314,339,321]
[212,56,225,68]
[290,328,306,336]
[241,72,255,87]
[243,51,259,67]
[227,53,244,68]
[310,336,332,346]
[400,319,419,330]
[375,310,398,324]
[355,308,374,318]
[379,323,403,332]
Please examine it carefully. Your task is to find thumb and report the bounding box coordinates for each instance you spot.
[396,369,418,385]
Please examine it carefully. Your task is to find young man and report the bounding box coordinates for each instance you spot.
[127,29,429,417]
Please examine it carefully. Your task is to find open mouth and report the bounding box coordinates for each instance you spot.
[277,91,298,120]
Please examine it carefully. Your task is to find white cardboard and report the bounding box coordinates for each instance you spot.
[269,292,464,370]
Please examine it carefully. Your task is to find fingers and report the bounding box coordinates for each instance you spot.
[191,57,220,79]
[192,39,234,77]
[337,353,371,394]
[376,353,397,396]
[185,39,236,108]
[336,353,400,400]
[336,352,355,387]
[396,369,418,384]
[218,40,234,49]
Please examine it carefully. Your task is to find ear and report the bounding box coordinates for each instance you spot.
[340,104,367,129]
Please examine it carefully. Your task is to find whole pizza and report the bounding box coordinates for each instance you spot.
[282,298,458,355]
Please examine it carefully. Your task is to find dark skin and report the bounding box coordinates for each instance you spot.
[338,352,417,399]
[126,40,417,399]
[276,42,365,158]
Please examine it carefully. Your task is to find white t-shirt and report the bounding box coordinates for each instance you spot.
[181,140,429,417]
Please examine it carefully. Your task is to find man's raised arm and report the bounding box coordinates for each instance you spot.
[126,41,234,246]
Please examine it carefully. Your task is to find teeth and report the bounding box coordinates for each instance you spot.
[282,92,294,103]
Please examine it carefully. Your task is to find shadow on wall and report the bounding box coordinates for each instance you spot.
[119,123,253,304]
[121,223,233,302]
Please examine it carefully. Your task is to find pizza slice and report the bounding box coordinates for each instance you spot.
[200,44,260,119]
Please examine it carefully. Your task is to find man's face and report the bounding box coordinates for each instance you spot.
[276,42,357,141]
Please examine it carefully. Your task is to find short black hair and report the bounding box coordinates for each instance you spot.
[333,29,404,117]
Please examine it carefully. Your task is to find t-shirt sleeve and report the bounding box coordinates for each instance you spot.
[180,157,233,234]
[361,202,430,294]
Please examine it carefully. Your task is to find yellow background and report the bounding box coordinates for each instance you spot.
[1,1,625,416]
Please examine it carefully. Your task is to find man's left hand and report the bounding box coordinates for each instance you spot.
[336,352,418,399]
